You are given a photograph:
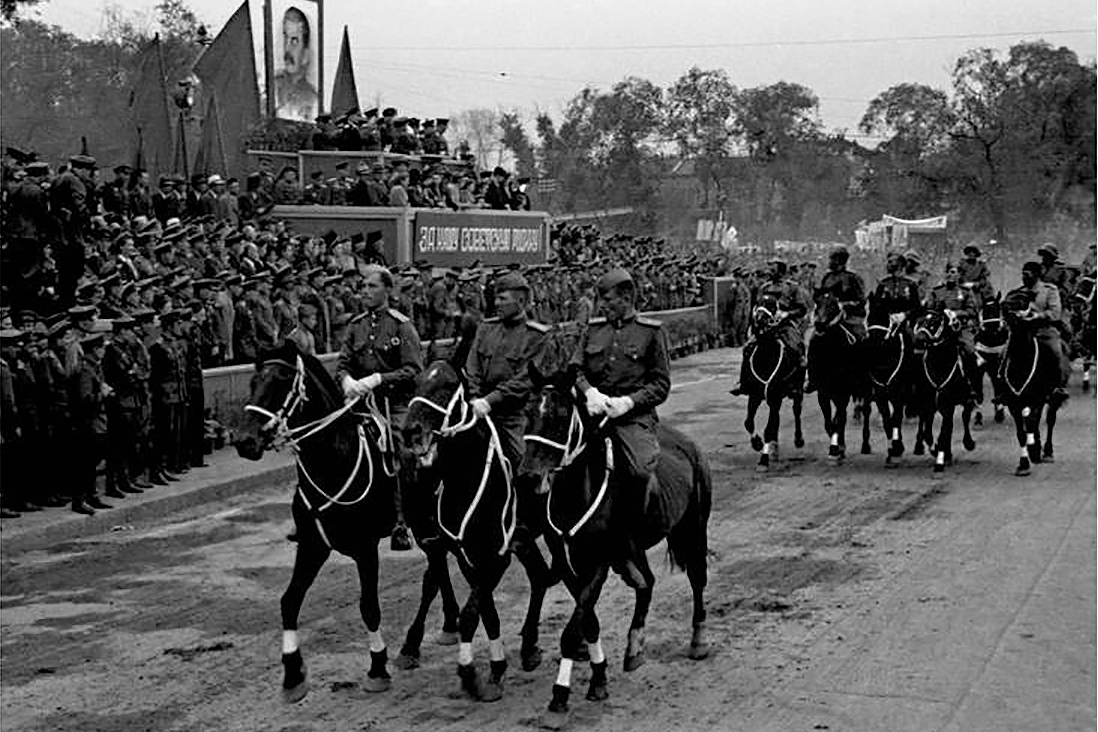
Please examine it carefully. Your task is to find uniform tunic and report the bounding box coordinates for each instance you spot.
[336,306,423,418]
[572,313,670,481]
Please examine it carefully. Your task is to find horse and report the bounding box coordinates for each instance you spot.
[999,290,1064,475]
[809,291,865,462]
[520,370,711,728]
[737,293,805,471]
[859,298,915,465]
[973,294,1009,426]
[402,359,558,703]
[911,310,977,472]
[234,341,461,703]
[1070,274,1096,392]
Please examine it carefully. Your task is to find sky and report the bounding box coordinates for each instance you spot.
[25,0,1098,140]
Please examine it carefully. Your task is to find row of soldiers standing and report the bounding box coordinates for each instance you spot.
[0,306,208,517]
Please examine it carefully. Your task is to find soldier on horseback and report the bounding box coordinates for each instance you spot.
[805,246,866,394]
[1016,261,1070,406]
[731,256,809,396]
[571,268,670,590]
[903,249,931,302]
[958,244,994,308]
[925,263,982,404]
[337,265,424,550]
[872,252,922,325]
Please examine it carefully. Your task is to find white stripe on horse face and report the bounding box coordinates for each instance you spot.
[539,393,548,418]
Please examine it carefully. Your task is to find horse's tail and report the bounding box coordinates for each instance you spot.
[666,444,712,573]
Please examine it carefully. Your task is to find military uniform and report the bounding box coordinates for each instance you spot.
[465,314,548,468]
[336,306,424,418]
[325,175,353,206]
[69,341,109,509]
[1019,280,1071,385]
[958,257,993,306]
[873,273,922,321]
[926,282,978,344]
[149,321,185,480]
[103,328,145,494]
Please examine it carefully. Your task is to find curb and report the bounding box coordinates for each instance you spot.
[0,462,296,557]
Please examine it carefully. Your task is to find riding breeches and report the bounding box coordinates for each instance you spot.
[611,414,660,484]
[491,413,527,472]
[1036,328,1072,385]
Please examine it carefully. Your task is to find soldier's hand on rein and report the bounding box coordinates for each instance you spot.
[341,374,363,399]
[471,398,492,418]
[605,396,634,419]
[359,373,383,392]
[584,387,608,415]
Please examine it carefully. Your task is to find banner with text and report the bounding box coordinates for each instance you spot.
[413,210,549,266]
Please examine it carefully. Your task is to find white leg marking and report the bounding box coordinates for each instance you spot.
[589,640,605,665]
[458,642,473,666]
[892,427,900,440]
[1022,407,1031,418]
[368,629,385,653]
[282,630,299,654]
[488,637,505,662]
[936,451,945,465]
[830,433,839,446]
[762,442,770,455]
[1026,433,1035,445]
[556,658,574,687]
[1021,447,1030,458]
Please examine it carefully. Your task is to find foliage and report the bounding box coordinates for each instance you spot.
[498,110,536,178]
[664,67,738,207]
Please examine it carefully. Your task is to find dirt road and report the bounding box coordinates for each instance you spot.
[2,349,1094,732]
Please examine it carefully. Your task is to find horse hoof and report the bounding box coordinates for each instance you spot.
[885,456,898,469]
[282,680,308,704]
[436,630,460,646]
[861,444,872,455]
[994,409,1005,424]
[392,653,420,671]
[541,709,569,730]
[479,680,504,703]
[794,436,805,449]
[963,436,976,452]
[689,641,710,660]
[363,674,392,693]
[933,463,944,474]
[1042,452,1055,463]
[586,681,609,701]
[1016,461,1031,476]
[521,645,543,672]
[623,652,645,672]
[750,435,764,452]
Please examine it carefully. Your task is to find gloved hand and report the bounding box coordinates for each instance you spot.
[471,398,492,418]
[890,312,906,324]
[359,373,383,391]
[584,387,608,415]
[341,374,363,399]
[604,396,635,419]
[775,310,790,322]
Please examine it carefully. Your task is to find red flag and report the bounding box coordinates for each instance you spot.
[330,26,360,117]
[193,1,260,179]
[129,35,173,181]
[193,95,228,177]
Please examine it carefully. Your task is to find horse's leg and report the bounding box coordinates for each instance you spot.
[395,543,457,669]
[582,564,613,702]
[545,563,607,727]
[1011,404,1032,476]
[792,389,805,449]
[962,401,976,452]
[832,394,849,460]
[758,395,781,471]
[860,394,873,455]
[352,547,392,693]
[819,393,837,457]
[279,537,330,703]
[456,563,486,700]
[934,404,955,472]
[514,531,554,671]
[1029,404,1044,464]
[745,394,763,452]
[1043,402,1058,461]
[477,560,511,702]
[624,554,656,672]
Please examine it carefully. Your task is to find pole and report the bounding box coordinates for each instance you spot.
[179,110,190,181]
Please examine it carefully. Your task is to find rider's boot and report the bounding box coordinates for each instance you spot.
[618,475,654,590]
[729,343,755,396]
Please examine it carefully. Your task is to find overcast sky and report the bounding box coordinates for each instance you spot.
[27,0,1097,138]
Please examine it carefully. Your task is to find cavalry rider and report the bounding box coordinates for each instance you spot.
[902,250,930,303]
[805,245,867,394]
[465,271,548,473]
[1017,261,1071,405]
[1037,243,1069,293]
[957,244,994,308]
[572,268,670,590]
[337,265,424,551]
[730,256,809,396]
[872,252,922,325]
[925,263,982,404]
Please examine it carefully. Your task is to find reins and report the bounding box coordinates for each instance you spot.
[1002,335,1040,397]
[867,316,906,388]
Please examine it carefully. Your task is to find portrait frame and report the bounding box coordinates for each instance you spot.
[264,0,324,121]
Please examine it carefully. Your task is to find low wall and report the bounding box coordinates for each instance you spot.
[206,306,717,433]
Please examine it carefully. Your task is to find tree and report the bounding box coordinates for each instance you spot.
[498,111,536,177]
[664,67,737,207]
[449,108,502,170]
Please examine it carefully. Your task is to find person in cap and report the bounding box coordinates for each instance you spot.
[427,268,460,340]
[871,252,922,325]
[149,309,185,483]
[102,316,147,498]
[303,169,328,206]
[465,272,547,471]
[730,257,810,396]
[570,267,670,589]
[100,164,132,217]
[50,155,97,306]
[957,244,992,307]
[337,265,424,550]
[175,306,209,469]
[324,162,353,206]
[900,249,929,300]
[4,160,52,313]
[1036,243,1068,292]
[283,302,319,357]
[925,262,982,404]
[1015,261,1071,404]
[0,328,37,516]
[484,167,511,210]
[70,331,115,514]
[804,246,867,393]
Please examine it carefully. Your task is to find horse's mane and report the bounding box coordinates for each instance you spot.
[261,340,343,407]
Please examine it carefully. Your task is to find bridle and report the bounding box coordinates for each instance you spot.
[522,387,590,468]
[867,313,906,387]
[408,382,515,562]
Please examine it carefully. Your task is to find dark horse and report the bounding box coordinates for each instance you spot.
[973,294,1009,426]
[738,294,805,471]
[911,310,977,472]
[402,360,558,702]
[860,299,915,465]
[810,291,865,461]
[520,371,711,728]
[1070,274,1096,392]
[235,342,460,703]
[999,290,1064,475]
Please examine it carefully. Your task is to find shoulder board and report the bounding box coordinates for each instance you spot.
[387,308,409,323]
[482,316,501,323]
[636,316,662,328]
[350,312,368,323]
[526,320,549,333]
[588,316,608,325]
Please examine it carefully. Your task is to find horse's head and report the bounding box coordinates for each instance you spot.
[751,293,781,333]
[236,341,335,460]
[814,291,844,332]
[865,295,904,342]
[1001,288,1037,330]
[913,309,960,348]
[520,365,588,486]
[978,293,1005,334]
[403,359,464,467]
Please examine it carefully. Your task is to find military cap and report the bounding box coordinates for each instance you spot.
[192,277,217,291]
[903,249,921,264]
[67,304,98,321]
[47,320,72,339]
[25,161,50,176]
[963,244,981,256]
[341,266,360,279]
[69,154,97,169]
[1022,261,1044,275]
[494,272,530,292]
[0,328,24,342]
[393,116,409,127]
[423,118,435,127]
[382,107,398,117]
[322,274,343,287]
[111,315,137,332]
[113,164,131,175]
[408,117,420,129]
[1037,243,1059,258]
[366,230,383,245]
[356,162,371,174]
[315,113,332,124]
[435,118,449,127]
[81,331,107,348]
[223,272,245,287]
[413,259,432,270]
[597,268,634,294]
[5,146,36,164]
